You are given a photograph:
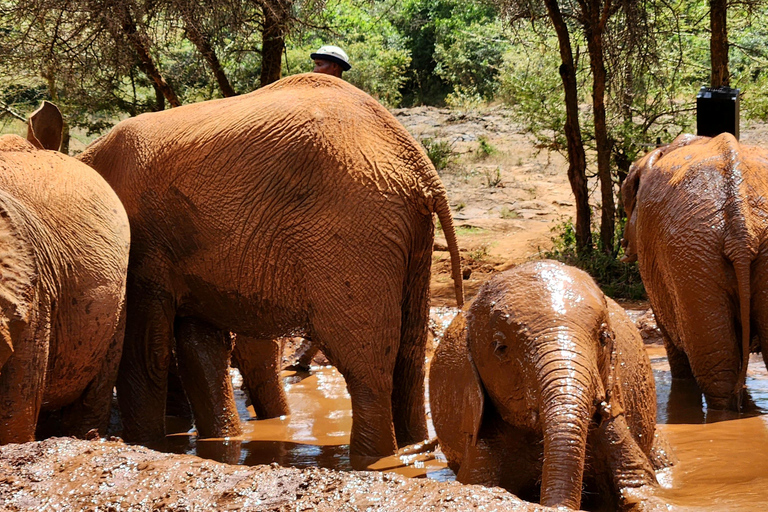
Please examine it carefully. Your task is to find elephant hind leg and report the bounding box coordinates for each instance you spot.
[175,317,241,438]
[60,305,126,438]
[116,273,176,443]
[311,305,400,463]
[392,232,431,447]
[0,312,49,444]
[658,322,694,380]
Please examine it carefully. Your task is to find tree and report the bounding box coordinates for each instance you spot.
[256,0,294,86]
[710,0,729,86]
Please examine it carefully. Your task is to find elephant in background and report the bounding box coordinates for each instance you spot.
[622,133,768,410]
[430,260,674,510]
[74,73,464,461]
[0,102,130,443]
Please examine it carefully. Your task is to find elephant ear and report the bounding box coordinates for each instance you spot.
[0,195,36,370]
[462,333,485,446]
[26,101,63,152]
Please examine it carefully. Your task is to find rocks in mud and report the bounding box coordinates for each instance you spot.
[634,310,664,345]
[0,437,557,511]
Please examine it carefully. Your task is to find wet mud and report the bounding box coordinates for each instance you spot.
[3,307,768,510]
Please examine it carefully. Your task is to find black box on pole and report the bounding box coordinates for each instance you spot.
[696,86,740,139]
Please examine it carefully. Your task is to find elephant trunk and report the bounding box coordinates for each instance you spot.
[536,335,596,510]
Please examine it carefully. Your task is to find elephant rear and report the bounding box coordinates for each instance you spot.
[622,133,768,410]
[0,132,129,443]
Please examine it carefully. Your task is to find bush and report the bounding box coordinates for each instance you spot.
[540,218,646,300]
[421,137,457,170]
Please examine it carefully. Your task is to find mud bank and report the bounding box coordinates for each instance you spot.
[0,437,556,511]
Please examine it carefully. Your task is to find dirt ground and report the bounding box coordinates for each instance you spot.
[0,437,556,511]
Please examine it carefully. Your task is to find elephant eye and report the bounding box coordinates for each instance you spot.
[493,342,508,359]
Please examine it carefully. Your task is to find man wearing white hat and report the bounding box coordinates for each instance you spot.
[310,45,351,79]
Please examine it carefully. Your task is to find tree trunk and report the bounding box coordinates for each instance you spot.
[710,0,729,87]
[585,0,615,253]
[544,0,592,253]
[110,2,181,107]
[260,3,288,87]
[178,6,236,97]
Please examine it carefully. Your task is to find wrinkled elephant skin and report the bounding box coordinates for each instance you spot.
[622,133,768,410]
[430,260,674,510]
[0,102,130,444]
[76,73,464,460]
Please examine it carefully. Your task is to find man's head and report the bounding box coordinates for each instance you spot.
[310,45,351,78]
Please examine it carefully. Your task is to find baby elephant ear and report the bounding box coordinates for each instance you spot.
[27,101,63,151]
[462,348,485,446]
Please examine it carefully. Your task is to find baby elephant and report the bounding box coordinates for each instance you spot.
[430,260,673,510]
[0,103,130,443]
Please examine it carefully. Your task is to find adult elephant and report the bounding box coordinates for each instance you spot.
[76,73,464,460]
[430,260,673,510]
[0,102,130,443]
[622,133,768,410]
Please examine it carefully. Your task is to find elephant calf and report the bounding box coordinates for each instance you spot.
[430,260,674,510]
[0,103,130,443]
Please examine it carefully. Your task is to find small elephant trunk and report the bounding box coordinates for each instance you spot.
[537,344,596,509]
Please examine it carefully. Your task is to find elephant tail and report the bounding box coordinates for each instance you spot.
[434,191,464,308]
[722,142,757,407]
[731,255,752,407]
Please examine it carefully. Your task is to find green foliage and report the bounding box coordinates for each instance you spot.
[541,218,646,300]
[421,137,457,170]
[394,0,503,105]
[476,135,497,158]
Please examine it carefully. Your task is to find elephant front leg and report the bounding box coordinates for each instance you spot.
[231,335,289,419]
[175,317,241,438]
[596,409,657,509]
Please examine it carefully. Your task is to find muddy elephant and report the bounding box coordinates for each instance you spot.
[622,133,768,410]
[0,102,130,444]
[430,260,673,510]
[74,73,464,460]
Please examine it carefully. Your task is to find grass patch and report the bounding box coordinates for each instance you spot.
[476,136,497,159]
[540,218,646,300]
[455,225,485,236]
[500,206,518,219]
[421,137,457,171]
[468,244,490,262]
[483,167,503,188]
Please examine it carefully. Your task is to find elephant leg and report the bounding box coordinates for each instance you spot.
[674,279,741,409]
[456,437,504,488]
[0,308,49,444]
[116,273,176,443]
[231,335,288,419]
[392,228,431,447]
[313,305,400,463]
[658,322,694,379]
[60,305,126,438]
[597,412,656,493]
[175,317,241,438]
[750,256,768,373]
[295,340,320,371]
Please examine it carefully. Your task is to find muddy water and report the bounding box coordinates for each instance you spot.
[162,308,768,511]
